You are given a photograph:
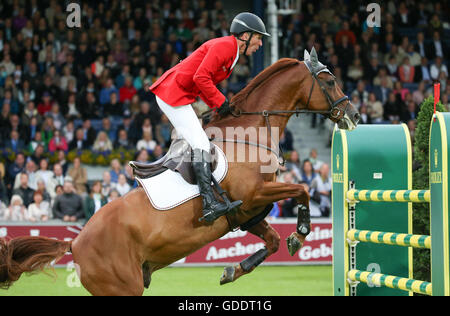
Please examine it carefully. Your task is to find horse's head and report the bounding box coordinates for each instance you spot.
[301,47,360,130]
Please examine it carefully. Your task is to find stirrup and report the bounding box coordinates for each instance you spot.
[199,199,242,223]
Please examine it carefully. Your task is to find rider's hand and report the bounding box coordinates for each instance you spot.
[216,99,232,117]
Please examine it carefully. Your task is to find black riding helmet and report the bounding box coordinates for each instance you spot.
[230,12,270,55]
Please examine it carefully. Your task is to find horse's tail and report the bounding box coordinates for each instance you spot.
[0,236,71,289]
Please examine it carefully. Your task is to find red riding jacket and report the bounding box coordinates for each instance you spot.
[149,35,239,109]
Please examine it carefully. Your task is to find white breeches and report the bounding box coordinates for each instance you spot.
[155,96,210,152]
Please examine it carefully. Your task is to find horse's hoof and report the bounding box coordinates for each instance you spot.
[220,266,235,285]
[286,233,303,256]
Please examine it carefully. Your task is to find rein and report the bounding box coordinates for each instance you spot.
[203,60,351,168]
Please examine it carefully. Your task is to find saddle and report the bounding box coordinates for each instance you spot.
[129,139,219,185]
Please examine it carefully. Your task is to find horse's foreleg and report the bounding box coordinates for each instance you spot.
[220,220,280,285]
[251,181,311,257]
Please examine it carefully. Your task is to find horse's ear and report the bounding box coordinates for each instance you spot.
[303,49,310,61]
[310,47,319,68]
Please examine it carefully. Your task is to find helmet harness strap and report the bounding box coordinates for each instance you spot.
[236,32,254,56]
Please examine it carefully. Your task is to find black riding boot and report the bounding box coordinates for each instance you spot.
[192,149,241,223]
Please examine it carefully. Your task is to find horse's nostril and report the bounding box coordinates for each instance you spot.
[353,113,361,124]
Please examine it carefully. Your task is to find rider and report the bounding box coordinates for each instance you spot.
[149,12,270,223]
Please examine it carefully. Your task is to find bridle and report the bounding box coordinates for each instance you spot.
[208,61,351,167]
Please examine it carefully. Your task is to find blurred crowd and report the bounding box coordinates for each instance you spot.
[278,0,449,133]
[0,0,449,222]
[0,0,248,222]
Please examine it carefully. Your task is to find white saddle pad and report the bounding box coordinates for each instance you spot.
[136,145,228,210]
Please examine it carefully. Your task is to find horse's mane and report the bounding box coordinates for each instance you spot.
[231,58,301,109]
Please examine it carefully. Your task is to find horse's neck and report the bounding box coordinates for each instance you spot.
[211,61,309,140]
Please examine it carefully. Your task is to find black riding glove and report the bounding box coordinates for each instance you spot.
[216,99,232,117]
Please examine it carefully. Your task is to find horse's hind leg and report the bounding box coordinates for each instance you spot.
[72,242,145,296]
[79,261,145,296]
[220,220,280,285]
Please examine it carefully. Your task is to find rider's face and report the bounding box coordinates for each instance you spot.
[240,33,263,56]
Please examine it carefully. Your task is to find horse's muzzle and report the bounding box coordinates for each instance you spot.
[338,110,360,131]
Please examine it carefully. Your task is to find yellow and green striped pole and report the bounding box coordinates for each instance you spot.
[347,270,432,296]
[347,229,431,249]
[347,189,430,203]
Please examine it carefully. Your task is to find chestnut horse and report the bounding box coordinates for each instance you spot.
[0,50,359,295]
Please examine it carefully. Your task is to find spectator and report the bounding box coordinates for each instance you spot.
[358,105,372,124]
[299,159,316,187]
[0,200,6,219]
[4,130,26,154]
[0,161,7,205]
[124,161,137,187]
[6,152,26,191]
[0,89,19,115]
[366,93,384,123]
[430,56,448,81]
[35,158,53,186]
[27,190,50,222]
[35,178,52,204]
[67,157,88,195]
[116,174,131,196]
[152,144,165,160]
[310,163,332,217]
[99,78,119,105]
[308,149,324,172]
[101,117,117,143]
[109,159,124,184]
[12,173,35,207]
[63,120,76,144]
[93,131,113,152]
[136,130,158,152]
[13,159,37,190]
[398,57,415,83]
[101,171,115,197]
[66,93,81,119]
[84,180,107,222]
[347,58,364,83]
[155,114,173,148]
[384,92,403,123]
[119,75,137,104]
[135,149,150,164]
[104,90,123,117]
[48,129,68,153]
[277,172,297,218]
[393,81,410,102]
[114,128,133,150]
[27,118,44,151]
[69,128,90,151]
[412,81,426,106]
[56,150,69,176]
[280,128,294,152]
[285,150,302,181]
[401,101,418,123]
[3,195,27,221]
[48,103,66,131]
[36,92,54,116]
[47,163,65,201]
[107,189,121,203]
[81,119,97,148]
[52,177,84,222]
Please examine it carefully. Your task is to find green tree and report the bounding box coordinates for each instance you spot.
[413,96,446,284]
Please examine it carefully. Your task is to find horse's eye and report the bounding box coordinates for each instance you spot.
[327,80,335,87]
